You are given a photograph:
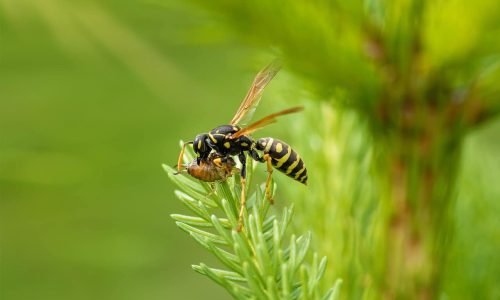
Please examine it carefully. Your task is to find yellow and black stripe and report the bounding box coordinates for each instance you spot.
[256,137,308,184]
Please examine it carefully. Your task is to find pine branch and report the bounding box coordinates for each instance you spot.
[164,142,341,299]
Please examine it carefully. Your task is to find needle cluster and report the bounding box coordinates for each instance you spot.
[164,144,341,299]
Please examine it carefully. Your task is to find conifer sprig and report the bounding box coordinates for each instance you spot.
[164,143,341,299]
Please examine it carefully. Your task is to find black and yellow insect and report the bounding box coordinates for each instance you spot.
[177,61,307,230]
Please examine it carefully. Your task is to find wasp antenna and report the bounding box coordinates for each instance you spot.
[177,141,194,171]
[179,140,193,147]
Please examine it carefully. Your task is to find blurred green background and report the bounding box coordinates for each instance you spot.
[1,0,499,299]
[0,1,251,299]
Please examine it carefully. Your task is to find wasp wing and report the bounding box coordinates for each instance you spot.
[229,60,282,126]
[230,106,304,139]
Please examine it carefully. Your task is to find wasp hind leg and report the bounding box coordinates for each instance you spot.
[263,154,274,204]
[249,149,274,205]
[236,153,247,232]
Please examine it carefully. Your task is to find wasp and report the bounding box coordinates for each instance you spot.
[177,61,308,231]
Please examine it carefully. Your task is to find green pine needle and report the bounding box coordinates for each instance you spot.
[164,142,340,299]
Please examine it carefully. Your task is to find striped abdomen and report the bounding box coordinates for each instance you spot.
[255,137,307,184]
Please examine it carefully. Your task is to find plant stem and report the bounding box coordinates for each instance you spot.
[376,111,462,299]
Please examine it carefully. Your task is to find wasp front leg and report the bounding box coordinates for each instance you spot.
[236,152,247,232]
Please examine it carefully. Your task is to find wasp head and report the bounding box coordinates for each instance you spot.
[193,133,209,165]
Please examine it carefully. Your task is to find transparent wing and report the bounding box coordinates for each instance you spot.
[230,107,304,139]
[230,60,282,126]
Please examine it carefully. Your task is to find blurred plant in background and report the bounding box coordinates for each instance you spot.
[172,0,500,299]
[1,0,499,299]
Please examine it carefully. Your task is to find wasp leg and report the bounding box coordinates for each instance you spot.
[249,149,273,204]
[236,152,247,232]
[177,141,193,171]
[204,183,216,199]
[263,154,274,204]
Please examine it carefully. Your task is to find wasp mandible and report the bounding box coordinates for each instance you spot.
[177,61,308,231]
